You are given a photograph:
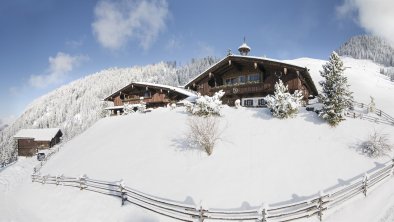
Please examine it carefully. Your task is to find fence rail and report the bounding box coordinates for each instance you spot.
[32,159,394,222]
[350,101,394,125]
[30,100,394,221]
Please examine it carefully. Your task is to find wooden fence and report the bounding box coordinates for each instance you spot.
[347,101,394,126]
[30,100,394,221]
[32,159,394,222]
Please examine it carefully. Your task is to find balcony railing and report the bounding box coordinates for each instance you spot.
[210,82,272,95]
[123,97,169,104]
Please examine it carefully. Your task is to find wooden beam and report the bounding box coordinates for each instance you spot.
[232,61,243,71]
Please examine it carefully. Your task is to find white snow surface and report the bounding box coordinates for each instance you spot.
[13,128,61,141]
[1,57,394,222]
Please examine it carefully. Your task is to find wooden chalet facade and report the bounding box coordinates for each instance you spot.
[13,128,63,156]
[104,82,195,115]
[184,43,318,107]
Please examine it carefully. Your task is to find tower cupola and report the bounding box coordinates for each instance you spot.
[238,37,251,56]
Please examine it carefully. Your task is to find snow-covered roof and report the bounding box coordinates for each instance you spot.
[185,55,310,86]
[104,106,124,110]
[133,82,196,97]
[14,128,62,141]
[184,56,229,87]
[238,42,251,50]
[104,82,196,101]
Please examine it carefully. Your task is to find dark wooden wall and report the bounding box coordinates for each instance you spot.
[17,133,62,156]
[192,62,311,106]
[17,139,37,156]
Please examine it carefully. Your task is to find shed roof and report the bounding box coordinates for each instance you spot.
[14,128,62,141]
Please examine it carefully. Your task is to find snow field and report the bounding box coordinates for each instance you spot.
[40,106,393,210]
[1,56,394,221]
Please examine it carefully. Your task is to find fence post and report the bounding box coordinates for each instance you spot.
[79,174,87,190]
[317,191,325,221]
[362,173,369,197]
[258,203,268,222]
[197,201,205,222]
[118,179,127,206]
[391,159,394,176]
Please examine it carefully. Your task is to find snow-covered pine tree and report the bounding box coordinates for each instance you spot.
[319,52,353,126]
[265,80,303,118]
[186,90,225,116]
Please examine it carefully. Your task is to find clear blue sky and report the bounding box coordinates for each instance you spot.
[0,0,367,123]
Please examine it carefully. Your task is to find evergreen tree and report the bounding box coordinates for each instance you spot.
[319,52,353,126]
[265,80,303,119]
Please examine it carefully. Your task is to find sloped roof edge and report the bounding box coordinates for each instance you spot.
[184,55,318,96]
[104,82,196,101]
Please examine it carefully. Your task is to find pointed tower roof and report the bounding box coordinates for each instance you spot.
[238,37,251,56]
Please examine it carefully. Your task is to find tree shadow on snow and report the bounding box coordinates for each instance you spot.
[348,138,366,157]
[171,136,203,154]
[298,108,325,125]
[248,107,274,120]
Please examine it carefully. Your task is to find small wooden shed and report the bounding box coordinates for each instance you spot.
[13,128,63,156]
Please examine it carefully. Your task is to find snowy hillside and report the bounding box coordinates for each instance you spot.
[337,35,394,67]
[0,56,394,221]
[286,57,394,115]
[0,57,217,165]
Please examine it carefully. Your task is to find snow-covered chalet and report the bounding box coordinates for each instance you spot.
[184,41,319,106]
[104,82,196,115]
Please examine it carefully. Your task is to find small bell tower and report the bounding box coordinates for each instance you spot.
[238,37,251,56]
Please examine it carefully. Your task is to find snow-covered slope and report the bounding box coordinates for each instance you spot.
[287,57,394,115]
[0,57,217,165]
[0,57,394,221]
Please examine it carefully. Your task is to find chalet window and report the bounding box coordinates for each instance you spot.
[258,99,267,106]
[239,76,246,83]
[144,91,151,98]
[248,74,260,82]
[225,77,239,85]
[243,99,253,107]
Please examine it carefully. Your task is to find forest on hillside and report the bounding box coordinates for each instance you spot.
[337,35,394,81]
[0,57,218,166]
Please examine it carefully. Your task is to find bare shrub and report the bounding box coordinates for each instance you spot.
[187,116,221,155]
[361,130,393,158]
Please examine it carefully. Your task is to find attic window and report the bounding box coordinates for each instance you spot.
[144,91,151,98]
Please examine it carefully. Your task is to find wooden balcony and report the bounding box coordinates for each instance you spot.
[123,96,170,104]
[210,82,273,96]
